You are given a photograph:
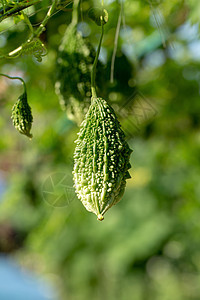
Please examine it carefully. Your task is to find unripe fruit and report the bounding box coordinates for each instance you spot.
[55,24,103,125]
[11,92,33,138]
[73,97,132,220]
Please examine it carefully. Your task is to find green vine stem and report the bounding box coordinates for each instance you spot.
[1,0,6,14]
[71,0,80,26]
[23,12,34,34]
[31,0,58,40]
[0,73,27,94]
[91,6,105,100]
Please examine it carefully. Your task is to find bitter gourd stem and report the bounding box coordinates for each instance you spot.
[0,73,27,94]
[91,16,104,100]
[71,0,80,26]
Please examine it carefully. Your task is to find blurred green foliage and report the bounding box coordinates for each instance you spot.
[0,0,200,299]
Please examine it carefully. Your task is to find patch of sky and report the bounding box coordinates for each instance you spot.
[176,21,199,42]
[0,256,56,300]
[0,171,6,202]
[120,26,137,62]
[142,49,166,69]
[167,42,186,61]
[188,40,200,61]
[77,22,91,37]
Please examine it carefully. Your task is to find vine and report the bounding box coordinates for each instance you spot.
[0,0,41,23]
[0,0,58,60]
[91,19,104,99]
[90,1,108,100]
[0,73,26,93]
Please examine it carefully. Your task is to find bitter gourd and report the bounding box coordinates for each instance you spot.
[73,97,132,220]
[55,24,103,125]
[11,91,33,138]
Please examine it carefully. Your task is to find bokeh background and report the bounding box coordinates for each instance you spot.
[0,0,200,299]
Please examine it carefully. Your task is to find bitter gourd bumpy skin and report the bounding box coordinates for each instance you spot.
[73,97,132,221]
[55,24,103,125]
[11,91,33,138]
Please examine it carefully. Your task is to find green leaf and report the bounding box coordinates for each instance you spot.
[13,12,25,24]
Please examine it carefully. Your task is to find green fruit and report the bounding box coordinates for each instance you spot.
[11,92,33,138]
[73,97,132,220]
[55,24,103,125]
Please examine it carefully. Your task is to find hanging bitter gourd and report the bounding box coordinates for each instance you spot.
[73,5,132,220]
[0,73,33,138]
[55,23,103,125]
[73,97,132,221]
[11,91,33,138]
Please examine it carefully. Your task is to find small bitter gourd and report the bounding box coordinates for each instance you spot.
[55,24,103,125]
[11,91,33,138]
[73,97,132,220]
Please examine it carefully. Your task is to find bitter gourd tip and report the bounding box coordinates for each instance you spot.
[27,133,33,139]
[97,214,104,221]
